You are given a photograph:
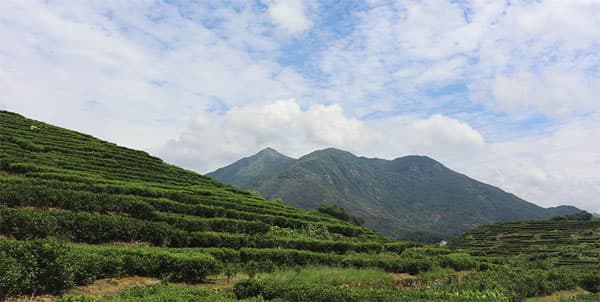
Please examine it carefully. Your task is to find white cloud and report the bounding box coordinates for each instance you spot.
[466,115,600,213]
[160,99,379,171]
[266,0,311,34]
[491,71,600,116]
[406,114,485,153]
[160,100,486,174]
[0,1,309,149]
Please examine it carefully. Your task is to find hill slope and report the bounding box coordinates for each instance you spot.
[209,148,580,241]
[1,110,426,295]
[1,111,597,302]
[452,218,600,267]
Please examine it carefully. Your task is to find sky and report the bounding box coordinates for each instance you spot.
[0,0,599,213]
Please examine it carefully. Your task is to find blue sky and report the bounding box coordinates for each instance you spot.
[0,0,599,213]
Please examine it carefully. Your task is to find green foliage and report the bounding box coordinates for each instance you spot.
[243,261,260,279]
[447,267,580,302]
[551,211,593,221]
[317,204,365,226]
[224,263,240,281]
[59,284,243,302]
[452,219,600,268]
[438,253,481,271]
[580,272,600,293]
[0,240,75,296]
[383,241,423,254]
[0,239,220,296]
[258,266,394,288]
[208,147,579,241]
[234,278,510,302]
[560,292,600,301]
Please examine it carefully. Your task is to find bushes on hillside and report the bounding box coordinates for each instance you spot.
[0,239,220,297]
[551,211,593,221]
[383,241,423,254]
[581,272,600,293]
[233,279,510,302]
[0,240,75,297]
[0,206,380,254]
[317,205,365,226]
[450,267,580,302]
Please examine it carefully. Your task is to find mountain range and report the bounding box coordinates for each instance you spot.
[208,147,580,241]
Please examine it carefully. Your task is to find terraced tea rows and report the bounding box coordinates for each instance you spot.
[2,111,599,301]
[0,111,452,297]
[452,219,600,267]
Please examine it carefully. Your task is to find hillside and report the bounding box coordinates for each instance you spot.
[452,218,600,268]
[1,111,599,301]
[209,148,580,241]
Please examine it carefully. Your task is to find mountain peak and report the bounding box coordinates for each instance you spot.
[392,155,445,170]
[304,147,357,159]
[256,147,284,156]
[207,147,294,187]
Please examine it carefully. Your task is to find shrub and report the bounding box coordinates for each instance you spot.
[0,240,75,296]
[581,272,600,293]
[0,239,221,297]
[224,263,240,282]
[438,253,480,271]
[316,205,365,226]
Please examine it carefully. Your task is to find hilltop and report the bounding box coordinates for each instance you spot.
[209,147,580,241]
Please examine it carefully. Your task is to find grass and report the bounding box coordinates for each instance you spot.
[59,284,249,302]
[257,266,394,288]
[417,267,457,280]
[526,289,590,302]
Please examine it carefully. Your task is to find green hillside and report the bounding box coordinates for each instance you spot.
[1,111,598,302]
[208,148,580,241]
[452,218,600,267]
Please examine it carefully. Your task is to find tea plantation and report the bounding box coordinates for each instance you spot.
[1,110,599,302]
[453,219,600,268]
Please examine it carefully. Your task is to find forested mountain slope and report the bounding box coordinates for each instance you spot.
[209,148,580,241]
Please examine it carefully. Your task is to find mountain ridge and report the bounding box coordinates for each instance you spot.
[208,147,581,241]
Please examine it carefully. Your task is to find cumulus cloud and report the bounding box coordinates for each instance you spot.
[160,99,380,171]
[406,114,485,154]
[467,115,600,213]
[159,100,487,174]
[265,0,311,34]
[0,1,309,149]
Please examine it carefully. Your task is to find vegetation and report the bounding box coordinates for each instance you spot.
[316,204,365,226]
[551,210,594,221]
[208,147,581,241]
[1,111,598,301]
[452,218,600,268]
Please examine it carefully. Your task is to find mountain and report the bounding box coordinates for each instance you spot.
[208,147,581,241]
[210,147,295,189]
